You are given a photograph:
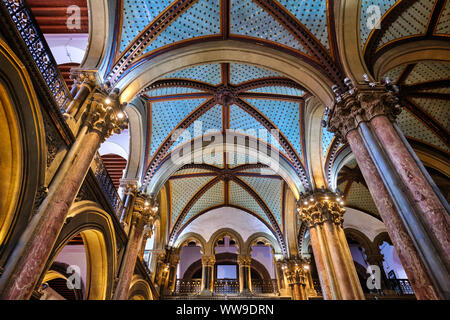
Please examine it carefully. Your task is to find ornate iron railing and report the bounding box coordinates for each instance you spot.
[2,0,71,110]
[312,279,322,296]
[388,279,414,295]
[94,154,124,218]
[214,279,239,295]
[251,279,278,294]
[174,279,202,295]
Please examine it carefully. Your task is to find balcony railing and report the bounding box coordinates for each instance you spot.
[251,279,278,294]
[388,279,414,296]
[173,279,279,296]
[214,279,239,295]
[2,0,71,110]
[94,154,124,218]
[174,279,202,295]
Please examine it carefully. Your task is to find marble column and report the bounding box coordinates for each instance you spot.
[326,80,448,299]
[139,225,153,261]
[238,255,252,295]
[299,192,365,300]
[167,253,180,294]
[200,255,215,295]
[0,90,128,300]
[371,115,450,264]
[113,193,158,300]
[274,258,285,294]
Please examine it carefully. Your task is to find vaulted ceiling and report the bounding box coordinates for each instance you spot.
[24,0,450,253]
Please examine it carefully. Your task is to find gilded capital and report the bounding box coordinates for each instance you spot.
[237,255,252,267]
[281,258,309,285]
[85,92,128,142]
[132,193,159,227]
[298,191,345,228]
[326,80,401,142]
[201,255,216,266]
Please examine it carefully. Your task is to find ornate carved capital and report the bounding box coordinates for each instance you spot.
[325,79,401,142]
[169,253,180,267]
[298,191,346,228]
[281,258,309,286]
[237,255,252,267]
[85,92,128,142]
[132,193,159,227]
[201,255,216,266]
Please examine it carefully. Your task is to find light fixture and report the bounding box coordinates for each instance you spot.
[105,97,112,105]
[303,265,310,270]
[117,112,124,119]
[144,201,150,207]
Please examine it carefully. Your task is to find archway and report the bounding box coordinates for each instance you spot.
[42,201,118,300]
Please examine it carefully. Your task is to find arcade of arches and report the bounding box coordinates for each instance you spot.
[0,0,448,300]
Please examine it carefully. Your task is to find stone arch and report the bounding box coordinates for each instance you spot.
[42,201,118,300]
[182,253,272,282]
[41,261,85,300]
[335,0,372,83]
[373,232,392,249]
[122,98,146,181]
[146,134,305,200]
[206,228,245,256]
[0,38,46,268]
[174,232,208,255]
[116,40,334,107]
[304,96,328,190]
[128,275,153,300]
[243,232,282,256]
[81,0,116,72]
[328,144,355,192]
[344,228,377,257]
[372,40,450,81]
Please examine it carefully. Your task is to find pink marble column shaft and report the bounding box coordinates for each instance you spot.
[0,127,102,300]
[347,129,439,299]
[370,116,450,266]
[113,219,145,300]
